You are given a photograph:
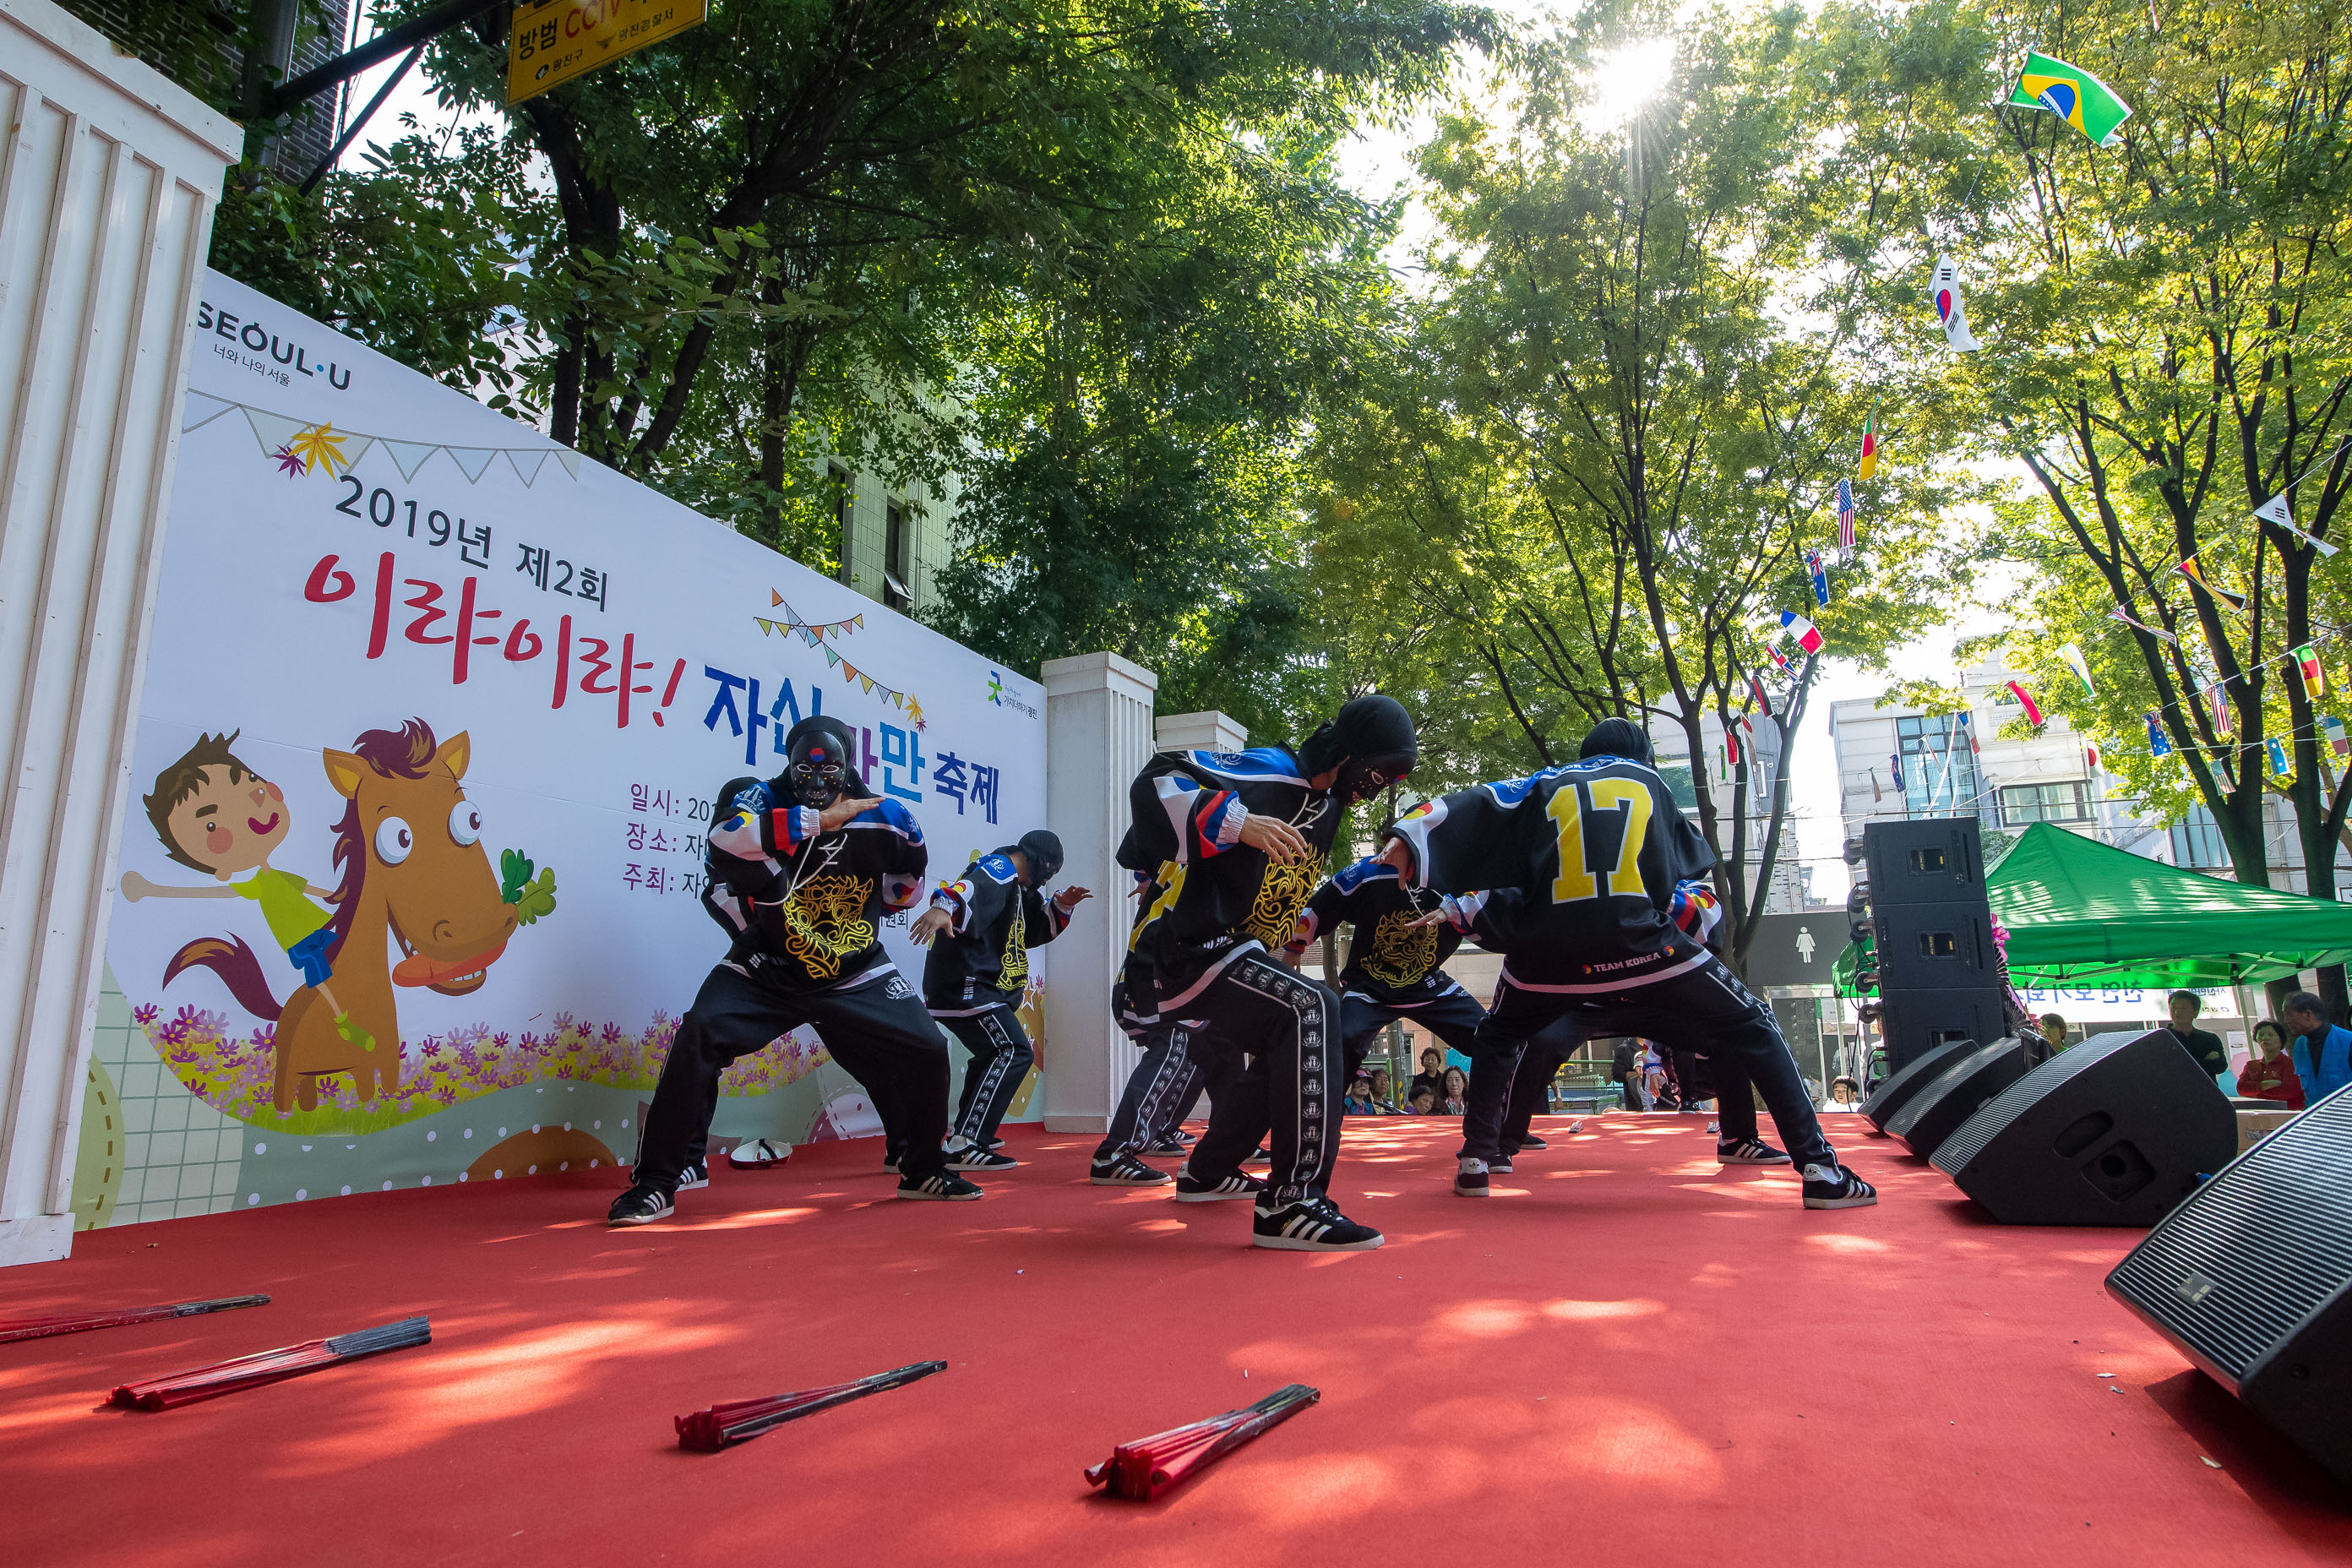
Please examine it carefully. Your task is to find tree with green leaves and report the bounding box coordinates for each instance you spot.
[1310,4,1979,970]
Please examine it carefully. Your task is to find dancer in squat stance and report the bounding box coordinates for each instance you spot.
[1380,717,1873,1210]
[1091,863,1206,1185]
[1120,695,1419,1250]
[911,830,1088,1171]
[611,716,976,1223]
[1489,877,1787,1166]
[1284,853,1489,1090]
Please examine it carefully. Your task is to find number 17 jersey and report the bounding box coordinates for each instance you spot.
[1384,757,1715,988]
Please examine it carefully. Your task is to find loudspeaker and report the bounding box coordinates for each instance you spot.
[1876,987,2011,1074]
[1930,1029,2238,1225]
[1871,901,1998,990]
[1860,819,1987,909]
[2106,1085,2352,1486]
[1860,1037,1977,1132]
[1883,1037,2030,1159]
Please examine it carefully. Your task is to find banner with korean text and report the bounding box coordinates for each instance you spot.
[79,272,1045,1229]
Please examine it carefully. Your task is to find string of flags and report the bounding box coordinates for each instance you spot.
[183,391,583,487]
[754,594,866,644]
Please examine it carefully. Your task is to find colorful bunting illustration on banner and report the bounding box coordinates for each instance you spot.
[2175,554,2247,612]
[2004,681,2044,727]
[274,444,306,477]
[2268,736,2292,778]
[2057,641,2095,696]
[2255,492,2338,556]
[1806,547,1831,607]
[2297,645,2326,697]
[1857,405,1880,481]
[2108,608,2177,645]
[754,595,866,645]
[1836,480,1856,554]
[1779,610,1824,654]
[2011,50,2134,149]
[2146,712,2172,757]
[1930,255,1980,351]
[182,390,584,487]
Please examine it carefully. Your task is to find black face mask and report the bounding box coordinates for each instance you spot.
[788,738,848,808]
[1337,753,1413,806]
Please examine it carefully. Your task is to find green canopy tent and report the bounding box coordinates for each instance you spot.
[1836,821,2352,994]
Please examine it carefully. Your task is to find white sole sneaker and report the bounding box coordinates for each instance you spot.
[1252,1230,1386,1251]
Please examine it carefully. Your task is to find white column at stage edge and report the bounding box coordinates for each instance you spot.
[0,0,240,1268]
[1154,711,1249,755]
[1039,653,1157,1133]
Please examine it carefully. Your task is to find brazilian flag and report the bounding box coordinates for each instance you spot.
[2010,51,2132,147]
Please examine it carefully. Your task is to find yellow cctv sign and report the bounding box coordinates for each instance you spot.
[507,0,706,104]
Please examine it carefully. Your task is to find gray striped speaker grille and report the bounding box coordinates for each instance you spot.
[2107,1085,2352,1384]
[1929,1029,2142,1177]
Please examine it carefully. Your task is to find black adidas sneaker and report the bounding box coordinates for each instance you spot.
[1489,1153,1514,1173]
[1090,1152,1173,1186]
[1516,1134,1549,1150]
[949,1144,1019,1171]
[1801,1162,1878,1209]
[1146,1135,1189,1155]
[1718,1138,1791,1165]
[1173,1170,1265,1202]
[678,1161,710,1191]
[1252,1196,1385,1251]
[1453,1157,1490,1198]
[607,1184,675,1226]
[897,1171,984,1200]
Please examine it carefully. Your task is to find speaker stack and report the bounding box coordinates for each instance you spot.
[1849,818,2007,1074]
[1930,1029,2237,1225]
[2106,1083,2352,1485]
[1859,1037,1976,1133]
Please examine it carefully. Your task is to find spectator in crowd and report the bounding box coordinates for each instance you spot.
[2283,992,2352,1104]
[1408,1088,1438,1115]
[2237,1020,2306,1110]
[2039,1014,2068,1054]
[2164,991,2230,1082]
[1641,1043,1669,1109]
[1367,1067,1400,1114]
[1408,1045,1446,1103]
[1343,1076,1378,1115]
[1611,1038,1644,1111]
[1438,1066,1470,1115]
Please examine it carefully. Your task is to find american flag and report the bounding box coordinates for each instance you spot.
[1836,479,1856,553]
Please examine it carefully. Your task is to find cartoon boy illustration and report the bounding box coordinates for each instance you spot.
[122,731,374,1052]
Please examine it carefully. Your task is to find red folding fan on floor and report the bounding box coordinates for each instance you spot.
[110,1316,430,1410]
[676,1359,947,1452]
[1087,1383,1321,1500]
[0,1294,268,1346]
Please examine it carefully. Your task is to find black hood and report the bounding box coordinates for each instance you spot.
[1578,716,1652,765]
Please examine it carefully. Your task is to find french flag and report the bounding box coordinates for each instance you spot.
[1779,610,1824,654]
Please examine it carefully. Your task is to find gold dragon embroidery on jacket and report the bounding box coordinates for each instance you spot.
[1247,858,1318,950]
[1360,910,1440,989]
[782,875,875,978]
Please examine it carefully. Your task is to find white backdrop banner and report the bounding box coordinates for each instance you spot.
[86,272,1045,1224]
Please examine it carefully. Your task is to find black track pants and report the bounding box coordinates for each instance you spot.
[1500,1015,1582,1150]
[1336,987,1488,1083]
[1460,956,1832,1169]
[1092,1022,1200,1162]
[1176,953,1342,1208]
[940,1003,1033,1148]
[638,961,951,1187]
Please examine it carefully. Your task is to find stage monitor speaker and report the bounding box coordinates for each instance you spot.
[1860,1037,1978,1133]
[1860,819,1987,909]
[2106,1084,2352,1486]
[1876,986,2010,1074]
[1930,1029,2238,1226]
[1872,901,2000,991]
[1883,1037,2031,1159]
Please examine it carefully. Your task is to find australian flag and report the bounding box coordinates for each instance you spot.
[1836,478,1856,553]
[1806,547,1831,607]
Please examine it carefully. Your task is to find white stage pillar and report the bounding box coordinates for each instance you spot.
[1154,711,1249,754]
[0,0,238,1267]
[1038,653,1157,1133]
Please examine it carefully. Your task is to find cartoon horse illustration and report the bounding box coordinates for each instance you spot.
[166,721,520,1111]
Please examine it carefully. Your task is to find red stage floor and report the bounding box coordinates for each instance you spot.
[3,1114,2347,1565]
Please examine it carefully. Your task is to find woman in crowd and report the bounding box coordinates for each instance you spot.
[1367,1067,1400,1113]
[2238,1019,2306,1109]
[1343,1076,1379,1115]
[1438,1066,1470,1115]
